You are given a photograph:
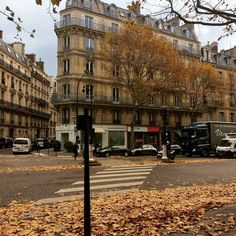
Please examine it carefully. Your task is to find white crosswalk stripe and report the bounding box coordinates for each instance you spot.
[36,165,155,204]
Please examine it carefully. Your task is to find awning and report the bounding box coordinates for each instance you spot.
[95,127,106,133]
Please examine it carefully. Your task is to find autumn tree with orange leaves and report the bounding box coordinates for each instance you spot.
[102,22,186,149]
[184,61,221,122]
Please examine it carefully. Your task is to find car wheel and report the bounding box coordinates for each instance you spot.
[105,152,110,157]
[202,150,208,157]
[152,151,157,156]
[123,151,129,157]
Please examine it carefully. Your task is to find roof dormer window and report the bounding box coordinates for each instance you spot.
[183,29,190,38]
[108,5,116,17]
[145,15,151,25]
[83,0,91,9]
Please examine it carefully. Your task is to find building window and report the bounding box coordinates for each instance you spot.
[62,108,70,124]
[63,35,70,50]
[63,59,70,75]
[113,87,120,102]
[219,112,225,122]
[63,14,71,26]
[173,39,178,46]
[148,96,154,105]
[11,94,14,103]
[86,61,94,75]
[11,77,14,88]
[149,113,156,125]
[218,71,223,80]
[62,83,70,99]
[111,23,119,32]
[1,71,5,84]
[161,94,167,106]
[188,43,193,52]
[113,110,120,124]
[85,16,94,29]
[230,113,235,122]
[175,114,181,126]
[174,96,180,107]
[135,111,142,125]
[83,0,91,8]
[86,37,94,52]
[108,6,116,16]
[113,65,120,77]
[84,84,94,100]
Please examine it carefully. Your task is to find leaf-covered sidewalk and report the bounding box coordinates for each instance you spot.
[1,182,235,235]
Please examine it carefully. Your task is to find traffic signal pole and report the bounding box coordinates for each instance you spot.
[83,108,91,236]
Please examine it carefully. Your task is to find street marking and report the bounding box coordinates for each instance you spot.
[36,189,139,204]
[72,176,146,185]
[55,182,143,194]
[105,166,155,171]
[90,172,151,178]
[96,169,152,174]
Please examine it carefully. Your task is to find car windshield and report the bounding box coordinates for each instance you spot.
[220,139,233,147]
[14,140,28,145]
[182,129,195,138]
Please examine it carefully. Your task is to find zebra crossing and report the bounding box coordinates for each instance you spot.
[36,165,155,204]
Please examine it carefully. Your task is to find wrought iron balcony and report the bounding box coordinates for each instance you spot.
[0,99,51,119]
[0,58,30,82]
[55,17,114,33]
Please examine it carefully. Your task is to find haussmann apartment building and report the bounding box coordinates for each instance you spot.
[0,30,55,139]
[52,0,236,149]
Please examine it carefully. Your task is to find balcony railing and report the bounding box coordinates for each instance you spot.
[0,99,51,119]
[0,59,31,82]
[51,93,202,111]
[55,17,115,33]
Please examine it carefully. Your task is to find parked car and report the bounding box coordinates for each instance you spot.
[5,138,14,148]
[33,138,51,149]
[96,145,130,157]
[12,138,32,154]
[131,144,157,156]
[170,144,181,155]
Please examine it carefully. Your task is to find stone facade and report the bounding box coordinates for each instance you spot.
[53,0,236,148]
[0,32,52,139]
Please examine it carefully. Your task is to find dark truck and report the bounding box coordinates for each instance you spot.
[181,121,236,157]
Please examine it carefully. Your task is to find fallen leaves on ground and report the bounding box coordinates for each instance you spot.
[0,164,83,173]
[0,182,235,235]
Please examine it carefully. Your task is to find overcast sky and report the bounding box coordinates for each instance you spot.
[0,0,235,76]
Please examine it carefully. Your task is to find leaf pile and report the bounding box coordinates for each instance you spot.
[0,182,235,235]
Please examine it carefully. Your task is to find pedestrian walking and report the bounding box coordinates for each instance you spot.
[73,142,79,160]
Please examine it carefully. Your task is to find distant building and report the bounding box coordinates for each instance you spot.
[0,30,51,139]
[201,42,236,122]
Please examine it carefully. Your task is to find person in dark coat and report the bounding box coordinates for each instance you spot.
[73,142,79,160]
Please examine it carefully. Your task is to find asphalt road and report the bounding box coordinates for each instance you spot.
[0,148,236,206]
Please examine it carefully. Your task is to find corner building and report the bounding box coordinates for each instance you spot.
[53,0,234,148]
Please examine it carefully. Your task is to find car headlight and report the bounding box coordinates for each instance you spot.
[192,148,196,152]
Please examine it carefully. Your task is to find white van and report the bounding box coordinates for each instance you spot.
[12,138,32,154]
[216,138,236,158]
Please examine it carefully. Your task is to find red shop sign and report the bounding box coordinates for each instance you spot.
[148,126,160,132]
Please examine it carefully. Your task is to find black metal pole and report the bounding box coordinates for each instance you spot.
[83,108,91,236]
